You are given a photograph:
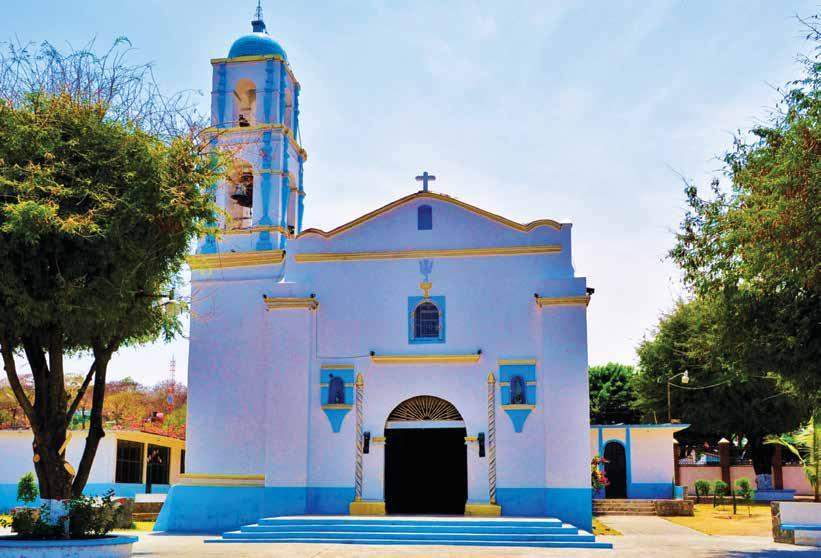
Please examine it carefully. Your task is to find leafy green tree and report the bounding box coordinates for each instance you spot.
[633,298,808,474]
[16,472,39,505]
[669,17,820,402]
[589,363,641,424]
[0,40,220,503]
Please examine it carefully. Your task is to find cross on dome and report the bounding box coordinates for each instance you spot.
[415,171,436,192]
[251,0,267,33]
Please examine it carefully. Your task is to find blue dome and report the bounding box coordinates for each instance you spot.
[228,32,287,60]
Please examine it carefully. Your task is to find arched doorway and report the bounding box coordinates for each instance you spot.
[603,441,627,498]
[384,396,467,514]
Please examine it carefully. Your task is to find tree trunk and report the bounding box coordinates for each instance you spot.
[748,435,774,476]
[71,345,113,496]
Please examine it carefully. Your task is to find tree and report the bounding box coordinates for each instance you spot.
[766,413,820,502]
[588,363,641,424]
[103,391,149,428]
[633,298,808,474]
[0,40,220,505]
[669,17,821,402]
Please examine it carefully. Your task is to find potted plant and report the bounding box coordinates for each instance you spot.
[591,455,609,499]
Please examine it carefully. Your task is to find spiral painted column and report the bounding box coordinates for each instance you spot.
[487,371,497,505]
[354,372,364,502]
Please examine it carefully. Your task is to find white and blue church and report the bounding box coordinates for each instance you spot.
[155,7,605,545]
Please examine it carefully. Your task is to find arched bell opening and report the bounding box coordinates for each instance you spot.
[384,395,467,515]
[225,159,254,230]
[232,78,257,127]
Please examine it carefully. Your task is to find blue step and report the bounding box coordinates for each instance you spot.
[257,516,564,528]
[224,529,593,542]
[206,515,613,549]
[208,535,612,549]
[240,523,579,535]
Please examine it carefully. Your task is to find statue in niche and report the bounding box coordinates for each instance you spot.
[510,375,526,405]
[328,375,345,405]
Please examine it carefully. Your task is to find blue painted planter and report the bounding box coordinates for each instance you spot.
[673,485,686,500]
[0,535,138,558]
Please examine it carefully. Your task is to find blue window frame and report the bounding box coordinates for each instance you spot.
[417,205,432,230]
[408,296,445,344]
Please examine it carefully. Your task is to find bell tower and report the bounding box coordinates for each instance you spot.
[200,2,306,255]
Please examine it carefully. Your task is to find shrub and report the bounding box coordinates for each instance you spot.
[735,477,754,500]
[693,479,712,503]
[713,480,729,507]
[6,491,118,539]
[591,456,609,490]
[16,472,38,505]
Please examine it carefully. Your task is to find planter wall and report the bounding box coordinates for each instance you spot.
[0,535,137,558]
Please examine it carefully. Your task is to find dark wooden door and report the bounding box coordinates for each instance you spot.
[604,441,627,498]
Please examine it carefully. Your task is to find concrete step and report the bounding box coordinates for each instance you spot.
[225,529,594,542]
[240,523,578,535]
[211,534,612,549]
[256,516,564,528]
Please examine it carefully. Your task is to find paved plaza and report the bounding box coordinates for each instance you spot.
[105,517,818,557]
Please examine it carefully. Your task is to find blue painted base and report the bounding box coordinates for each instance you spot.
[496,487,592,531]
[155,485,355,533]
[0,483,169,513]
[628,482,673,499]
[754,489,796,501]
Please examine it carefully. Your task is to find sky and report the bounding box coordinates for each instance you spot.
[4,1,816,385]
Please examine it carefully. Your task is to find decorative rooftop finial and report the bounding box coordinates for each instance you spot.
[252,0,267,33]
[415,171,436,192]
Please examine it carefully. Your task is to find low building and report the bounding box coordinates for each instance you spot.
[590,424,687,499]
[0,429,185,512]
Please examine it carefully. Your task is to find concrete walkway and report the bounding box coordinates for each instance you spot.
[4,523,820,556]
[118,518,820,558]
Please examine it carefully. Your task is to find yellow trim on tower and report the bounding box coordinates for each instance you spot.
[372,436,386,443]
[264,297,319,310]
[370,354,481,365]
[204,123,307,160]
[220,225,288,236]
[298,191,564,239]
[464,436,478,443]
[295,244,560,263]
[210,54,300,88]
[535,295,591,308]
[498,359,537,365]
[321,364,356,370]
[187,250,285,270]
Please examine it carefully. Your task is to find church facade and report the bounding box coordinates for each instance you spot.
[157,11,594,533]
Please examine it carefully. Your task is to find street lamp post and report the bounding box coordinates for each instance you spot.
[667,370,690,423]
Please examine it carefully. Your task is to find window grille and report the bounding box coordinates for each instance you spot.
[115,440,144,484]
[414,301,440,338]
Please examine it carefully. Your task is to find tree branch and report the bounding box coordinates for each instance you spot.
[0,336,35,422]
[66,361,97,422]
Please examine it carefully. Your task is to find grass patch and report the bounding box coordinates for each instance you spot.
[128,521,156,532]
[663,502,772,536]
[0,514,10,525]
[592,518,622,536]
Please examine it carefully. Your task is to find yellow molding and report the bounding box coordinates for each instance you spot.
[220,225,288,236]
[464,436,478,442]
[499,381,538,387]
[349,500,386,516]
[210,54,300,88]
[319,383,355,388]
[204,123,307,160]
[298,191,564,239]
[187,250,285,270]
[372,436,386,443]
[465,502,502,516]
[264,297,319,310]
[500,404,536,411]
[370,354,481,365]
[178,473,264,487]
[321,404,353,410]
[498,359,537,365]
[321,364,356,370]
[536,295,591,308]
[296,244,560,263]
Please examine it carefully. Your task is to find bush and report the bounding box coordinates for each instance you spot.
[5,490,118,539]
[712,480,729,507]
[693,479,712,503]
[735,477,755,500]
[16,472,38,505]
